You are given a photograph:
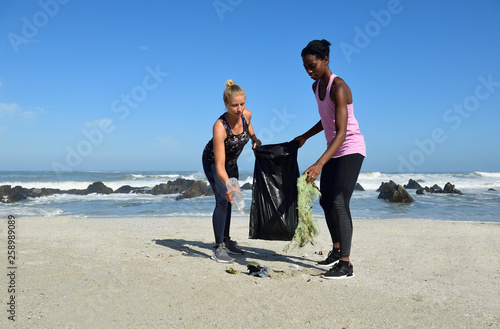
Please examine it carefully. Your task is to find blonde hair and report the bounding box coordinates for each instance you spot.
[223,79,245,104]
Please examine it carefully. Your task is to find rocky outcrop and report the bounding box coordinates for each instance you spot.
[66,182,113,195]
[152,178,214,198]
[443,182,463,195]
[115,185,137,194]
[0,178,215,203]
[151,178,198,195]
[377,181,414,203]
[430,184,443,193]
[2,176,464,204]
[0,186,28,203]
[176,181,213,200]
[354,183,365,191]
[114,185,151,194]
[1,185,56,203]
[241,183,252,190]
[416,186,432,195]
[30,188,64,197]
[404,179,422,189]
[85,182,113,194]
[416,182,462,195]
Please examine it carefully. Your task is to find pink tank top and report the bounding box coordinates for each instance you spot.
[315,74,366,158]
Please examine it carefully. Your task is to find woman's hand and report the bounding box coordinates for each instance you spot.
[304,163,323,184]
[252,138,262,149]
[225,189,233,204]
[225,179,242,204]
[250,133,261,149]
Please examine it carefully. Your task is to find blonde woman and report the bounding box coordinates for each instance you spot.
[202,79,261,263]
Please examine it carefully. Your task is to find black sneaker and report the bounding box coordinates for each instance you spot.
[321,260,354,279]
[317,248,340,267]
[224,238,244,255]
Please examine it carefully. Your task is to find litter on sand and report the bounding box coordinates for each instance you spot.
[246,261,269,278]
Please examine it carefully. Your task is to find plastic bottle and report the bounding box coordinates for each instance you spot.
[226,178,245,213]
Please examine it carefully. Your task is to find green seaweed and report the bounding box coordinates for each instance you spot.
[284,174,321,251]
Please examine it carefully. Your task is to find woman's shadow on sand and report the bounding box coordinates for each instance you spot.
[152,238,321,270]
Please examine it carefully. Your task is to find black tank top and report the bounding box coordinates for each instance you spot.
[202,114,250,167]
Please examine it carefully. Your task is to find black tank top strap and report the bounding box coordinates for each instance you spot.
[219,114,230,132]
[241,114,247,132]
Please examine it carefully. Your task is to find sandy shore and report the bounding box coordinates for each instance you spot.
[2,215,498,328]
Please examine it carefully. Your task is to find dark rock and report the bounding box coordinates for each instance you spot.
[8,191,27,203]
[0,178,216,203]
[115,185,135,194]
[151,183,169,195]
[0,185,12,202]
[416,187,432,195]
[0,185,28,203]
[115,185,151,194]
[11,186,29,202]
[87,182,113,194]
[430,184,443,193]
[488,188,497,191]
[176,181,213,200]
[152,178,196,195]
[416,182,463,195]
[66,188,84,195]
[404,179,422,189]
[30,188,42,196]
[33,188,63,197]
[241,183,252,190]
[377,180,396,192]
[0,185,11,193]
[69,182,113,195]
[377,181,414,203]
[443,182,463,195]
[354,183,365,191]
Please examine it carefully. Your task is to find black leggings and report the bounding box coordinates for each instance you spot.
[202,157,238,245]
[319,153,364,258]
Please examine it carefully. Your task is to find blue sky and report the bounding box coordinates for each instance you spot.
[1,0,499,173]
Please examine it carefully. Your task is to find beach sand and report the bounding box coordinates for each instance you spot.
[2,215,499,328]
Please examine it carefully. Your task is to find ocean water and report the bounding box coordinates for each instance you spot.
[0,171,499,222]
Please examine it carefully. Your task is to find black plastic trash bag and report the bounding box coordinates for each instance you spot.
[249,141,300,240]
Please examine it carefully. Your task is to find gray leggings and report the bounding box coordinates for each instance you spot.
[319,153,364,258]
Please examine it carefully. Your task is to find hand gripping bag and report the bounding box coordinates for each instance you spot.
[249,141,300,240]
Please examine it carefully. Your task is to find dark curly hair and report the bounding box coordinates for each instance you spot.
[301,39,332,60]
